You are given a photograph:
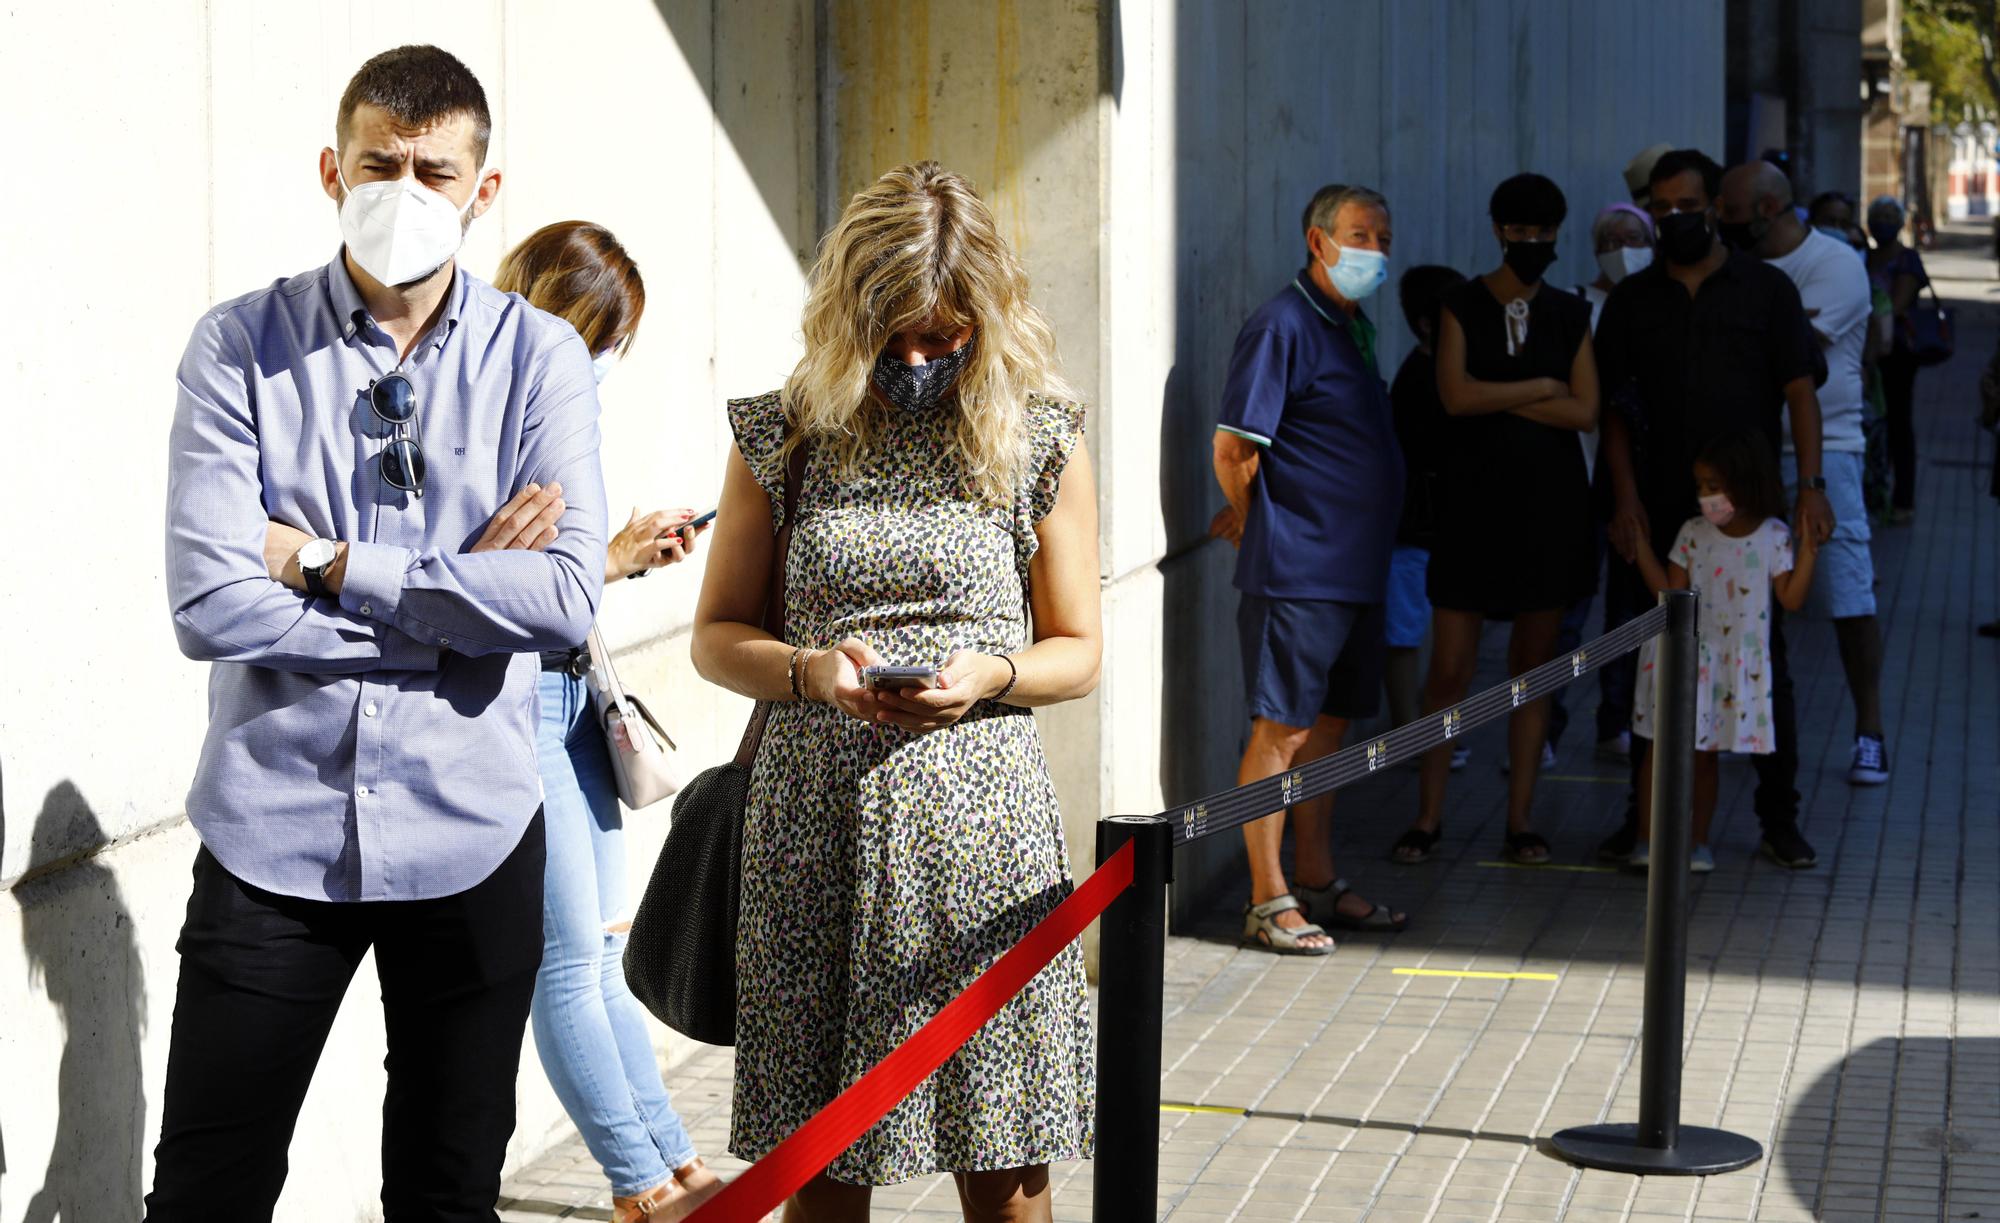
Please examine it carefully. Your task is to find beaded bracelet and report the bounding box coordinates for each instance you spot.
[994,653,1019,704]
[788,647,809,702]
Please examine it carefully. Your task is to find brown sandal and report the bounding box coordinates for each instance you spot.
[613,1181,681,1223]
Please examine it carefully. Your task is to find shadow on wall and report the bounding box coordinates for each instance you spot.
[1779,1036,1989,1217]
[10,780,149,1223]
[647,0,820,266]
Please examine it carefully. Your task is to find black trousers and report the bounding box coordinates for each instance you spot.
[1880,351,1920,511]
[143,811,545,1223]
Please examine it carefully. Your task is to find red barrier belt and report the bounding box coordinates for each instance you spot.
[688,838,1137,1222]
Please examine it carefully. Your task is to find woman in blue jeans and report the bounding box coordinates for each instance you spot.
[490,223,718,1221]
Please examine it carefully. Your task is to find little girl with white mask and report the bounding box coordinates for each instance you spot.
[1622,429,1818,874]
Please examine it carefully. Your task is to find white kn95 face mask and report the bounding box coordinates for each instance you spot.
[336,160,480,288]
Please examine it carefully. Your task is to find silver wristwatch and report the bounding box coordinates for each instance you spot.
[297,538,338,598]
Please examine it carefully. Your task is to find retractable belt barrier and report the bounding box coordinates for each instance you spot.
[1168,602,1671,847]
[690,591,1760,1222]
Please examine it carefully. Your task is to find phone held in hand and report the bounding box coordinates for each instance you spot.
[660,508,717,546]
[860,664,943,691]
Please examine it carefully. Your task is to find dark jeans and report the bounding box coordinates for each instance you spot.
[1595,544,1649,742]
[1548,524,1644,750]
[1881,351,1920,510]
[144,810,546,1223]
[1616,572,1801,833]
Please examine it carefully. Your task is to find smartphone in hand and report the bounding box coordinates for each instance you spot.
[859,664,943,691]
[669,507,718,544]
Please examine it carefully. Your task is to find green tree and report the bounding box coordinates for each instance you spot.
[1905,0,1999,122]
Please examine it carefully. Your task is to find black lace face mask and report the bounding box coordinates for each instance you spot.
[870,336,975,412]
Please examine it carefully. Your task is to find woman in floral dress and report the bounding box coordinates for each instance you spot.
[691,161,1101,1222]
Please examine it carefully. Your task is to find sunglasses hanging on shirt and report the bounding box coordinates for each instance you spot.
[367,372,427,498]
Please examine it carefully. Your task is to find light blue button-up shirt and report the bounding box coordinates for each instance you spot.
[165,252,607,902]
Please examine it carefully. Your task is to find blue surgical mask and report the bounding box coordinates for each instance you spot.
[1324,244,1388,301]
[592,351,618,384]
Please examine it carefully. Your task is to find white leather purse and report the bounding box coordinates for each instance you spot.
[584,626,682,809]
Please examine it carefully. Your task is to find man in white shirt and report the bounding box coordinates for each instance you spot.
[1720,161,1890,785]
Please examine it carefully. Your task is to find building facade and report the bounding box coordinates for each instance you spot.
[0,2,1724,1217]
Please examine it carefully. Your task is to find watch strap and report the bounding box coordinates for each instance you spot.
[302,562,331,598]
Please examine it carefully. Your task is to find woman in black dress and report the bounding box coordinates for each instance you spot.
[1392,173,1599,866]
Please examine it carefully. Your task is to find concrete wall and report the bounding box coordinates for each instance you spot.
[814,0,1110,918]
[0,0,1729,1216]
[0,2,814,1218]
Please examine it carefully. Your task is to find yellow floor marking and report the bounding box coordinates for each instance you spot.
[1475,860,1620,873]
[1391,967,1560,981]
[1160,1103,1249,1115]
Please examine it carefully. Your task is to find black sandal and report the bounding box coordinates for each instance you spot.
[1391,827,1441,864]
[1299,877,1410,932]
[1502,830,1552,865]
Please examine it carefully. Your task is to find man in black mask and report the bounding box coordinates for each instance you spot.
[1594,148,1832,869]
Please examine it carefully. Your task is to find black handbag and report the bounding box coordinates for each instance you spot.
[624,436,809,1046]
[1907,281,1955,368]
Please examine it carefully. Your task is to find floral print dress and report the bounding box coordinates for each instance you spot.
[1632,516,1794,753]
[725,389,1094,1185]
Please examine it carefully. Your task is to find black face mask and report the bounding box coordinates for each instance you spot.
[1656,210,1716,266]
[1502,239,1559,285]
[870,336,975,412]
[1716,213,1770,254]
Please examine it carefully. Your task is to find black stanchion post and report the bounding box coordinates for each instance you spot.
[1551,589,1762,1175]
[1092,815,1170,1219]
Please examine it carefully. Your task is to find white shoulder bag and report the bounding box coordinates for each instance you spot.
[584,626,683,809]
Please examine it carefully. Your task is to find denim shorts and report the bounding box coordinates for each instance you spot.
[1237,595,1386,729]
[1384,546,1432,649]
[1784,450,1876,619]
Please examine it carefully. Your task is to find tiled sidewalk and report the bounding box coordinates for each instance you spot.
[501,234,2000,1222]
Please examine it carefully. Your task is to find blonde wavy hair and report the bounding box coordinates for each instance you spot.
[784,160,1072,505]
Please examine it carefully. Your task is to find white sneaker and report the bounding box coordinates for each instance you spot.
[1596,731,1632,764]
[1848,735,1890,786]
[1625,842,1650,871]
[1689,844,1716,873]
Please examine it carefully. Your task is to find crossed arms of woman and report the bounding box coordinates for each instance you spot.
[1434,305,1600,433]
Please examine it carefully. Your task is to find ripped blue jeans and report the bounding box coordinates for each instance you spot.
[531,671,697,1195]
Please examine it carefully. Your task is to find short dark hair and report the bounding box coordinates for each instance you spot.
[1488,173,1567,227]
[1648,149,1723,204]
[1695,430,1786,524]
[1301,183,1390,239]
[1806,190,1854,225]
[338,45,492,163]
[1399,264,1465,340]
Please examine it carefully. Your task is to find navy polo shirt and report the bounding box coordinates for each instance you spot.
[1218,270,1403,603]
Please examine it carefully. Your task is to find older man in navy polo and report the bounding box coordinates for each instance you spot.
[1211,183,1408,955]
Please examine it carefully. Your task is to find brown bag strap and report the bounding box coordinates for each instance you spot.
[733,432,812,767]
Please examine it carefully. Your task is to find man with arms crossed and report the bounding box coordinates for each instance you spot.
[148,45,606,1220]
